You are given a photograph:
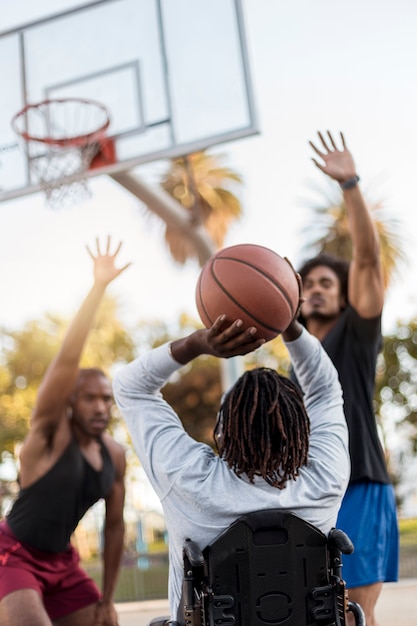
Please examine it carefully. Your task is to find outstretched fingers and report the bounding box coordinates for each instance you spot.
[310,130,345,157]
[111,240,123,257]
[308,140,325,159]
[326,130,338,150]
[87,237,123,260]
[116,261,132,276]
[317,130,331,152]
[311,156,326,173]
[86,237,132,284]
[86,244,94,260]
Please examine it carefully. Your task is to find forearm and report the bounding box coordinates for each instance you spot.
[170,330,207,364]
[113,343,182,406]
[58,281,107,363]
[101,521,125,604]
[282,319,303,343]
[343,185,380,264]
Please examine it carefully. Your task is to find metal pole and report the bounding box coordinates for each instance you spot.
[110,169,243,390]
[110,170,214,266]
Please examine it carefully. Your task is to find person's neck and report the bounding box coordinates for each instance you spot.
[71,422,101,448]
[306,316,339,342]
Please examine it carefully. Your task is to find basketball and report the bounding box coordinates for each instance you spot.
[195,244,299,341]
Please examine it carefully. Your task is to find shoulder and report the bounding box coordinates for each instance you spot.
[102,432,126,475]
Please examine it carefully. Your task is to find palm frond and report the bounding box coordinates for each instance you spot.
[299,179,408,288]
[160,150,244,264]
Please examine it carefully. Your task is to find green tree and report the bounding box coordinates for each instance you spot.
[162,354,222,447]
[373,318,417,505]
[0,295,135,453]
[375,319,417,455]
[299,180,406,287]
[160,151,243,264]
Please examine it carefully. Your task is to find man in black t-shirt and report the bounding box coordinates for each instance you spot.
[298,131,399,626]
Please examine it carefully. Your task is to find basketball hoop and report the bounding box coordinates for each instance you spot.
[11,98,111,209]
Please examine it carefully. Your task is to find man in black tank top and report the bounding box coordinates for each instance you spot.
[297,132,399,626]
[0,238,130,626]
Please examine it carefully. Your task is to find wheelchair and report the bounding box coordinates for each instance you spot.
[150,509,365,626]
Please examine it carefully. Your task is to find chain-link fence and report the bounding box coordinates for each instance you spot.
[84,552,169,603]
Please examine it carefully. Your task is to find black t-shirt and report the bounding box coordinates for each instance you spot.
[321,306,390,484]
[7,436,115,552]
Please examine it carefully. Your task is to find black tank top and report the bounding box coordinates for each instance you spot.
[7,436,115,552]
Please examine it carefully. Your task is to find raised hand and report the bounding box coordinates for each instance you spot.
[87,236,131,287]
[309,131,357,184]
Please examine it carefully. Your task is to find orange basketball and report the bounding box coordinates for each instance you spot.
[195,244,299,341]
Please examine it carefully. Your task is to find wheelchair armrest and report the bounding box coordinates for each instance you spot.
[183,539,205,567]
[348,600,366,626]
[328,528,354,555]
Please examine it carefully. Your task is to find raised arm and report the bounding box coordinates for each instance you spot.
[310,131,384,317]
[32,237,130,437]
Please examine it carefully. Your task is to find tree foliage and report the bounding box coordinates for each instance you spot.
[299,180,407,288]
[0,296,136,453]
[375,319,417,456]
[160,151,244,264]
[162,355,222,447]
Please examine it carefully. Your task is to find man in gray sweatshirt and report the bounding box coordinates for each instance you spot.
[113,308,349,621]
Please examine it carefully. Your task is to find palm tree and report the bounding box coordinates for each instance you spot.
[160,151,243,264]
[299,179,407,288]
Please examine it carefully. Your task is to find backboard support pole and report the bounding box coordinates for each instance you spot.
[109,170,215,265]
[109,169,243,390]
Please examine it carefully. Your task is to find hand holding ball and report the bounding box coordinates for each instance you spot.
[195,244,299,341]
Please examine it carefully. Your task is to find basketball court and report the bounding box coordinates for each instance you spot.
[0,0,259,264]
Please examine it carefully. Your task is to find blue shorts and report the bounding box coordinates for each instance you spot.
[336,481,399,588]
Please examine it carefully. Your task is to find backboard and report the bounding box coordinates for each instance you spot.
[0,0,258,203]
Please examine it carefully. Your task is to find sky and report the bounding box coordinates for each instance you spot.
[2,0,417,336]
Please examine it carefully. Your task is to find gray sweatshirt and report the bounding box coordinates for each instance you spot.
[113,328,349,618]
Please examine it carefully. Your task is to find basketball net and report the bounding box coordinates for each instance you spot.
[11,98,111,210]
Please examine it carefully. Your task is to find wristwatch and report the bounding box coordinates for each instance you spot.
[340,175,360,190]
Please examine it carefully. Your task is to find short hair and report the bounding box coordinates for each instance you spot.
[298,253,350,302]
[73,368,109,394]
[214,368,310,489]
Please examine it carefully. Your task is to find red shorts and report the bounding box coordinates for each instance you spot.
[0,520,100,620]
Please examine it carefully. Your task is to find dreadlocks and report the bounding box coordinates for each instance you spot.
[214,368,310,490]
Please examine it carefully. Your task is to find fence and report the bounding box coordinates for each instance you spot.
[84,552,169,603]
